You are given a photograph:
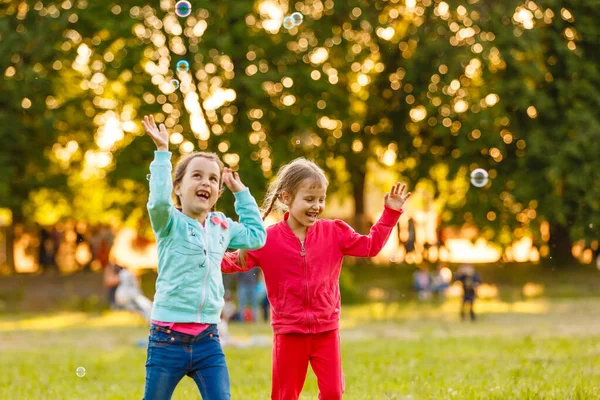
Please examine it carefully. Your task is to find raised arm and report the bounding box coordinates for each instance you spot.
[336,182,410,257]
[222,170,267,250]
[143,115,175,237]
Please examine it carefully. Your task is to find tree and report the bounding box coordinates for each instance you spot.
[0,2,75,271]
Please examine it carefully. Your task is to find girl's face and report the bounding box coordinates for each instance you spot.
[282,178,327,229]
[175,157,222,219]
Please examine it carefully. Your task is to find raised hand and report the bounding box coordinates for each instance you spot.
[222,168,246,193]
[141,115,169,151]
[384,182,411,211]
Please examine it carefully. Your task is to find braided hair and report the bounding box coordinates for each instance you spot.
[238,157,328,268]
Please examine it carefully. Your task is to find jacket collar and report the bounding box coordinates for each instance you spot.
[278,212,314,240]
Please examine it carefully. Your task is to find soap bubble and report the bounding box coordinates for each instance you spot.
[175,1,191,17]
[282,16,295,30]
[470,168,489,188]
[176,60,189,73]
[76,367,86,377]
[291,12,304,26]
[170,79,180,90]
[146,174,151,181]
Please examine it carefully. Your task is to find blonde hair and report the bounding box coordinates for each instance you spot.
[238,157,328,268]
[260,157,329,219]
[173,152,224,209]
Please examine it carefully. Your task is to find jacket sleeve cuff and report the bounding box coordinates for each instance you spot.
[153,150,172,163]
[232,187,252,202]
[380,205,403,225]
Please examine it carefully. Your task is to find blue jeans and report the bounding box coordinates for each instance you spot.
[143,324,231,400]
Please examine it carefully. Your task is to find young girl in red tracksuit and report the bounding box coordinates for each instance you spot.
[222,158,410,400]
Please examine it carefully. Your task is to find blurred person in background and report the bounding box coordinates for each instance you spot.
[236,268,259,322]
[431,263,452,301]
[455,263,481,321]
[413,265,432,300]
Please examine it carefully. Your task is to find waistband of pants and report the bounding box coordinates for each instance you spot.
[150,324,216,343]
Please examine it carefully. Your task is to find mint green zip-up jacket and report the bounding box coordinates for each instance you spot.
[147,151,266,323]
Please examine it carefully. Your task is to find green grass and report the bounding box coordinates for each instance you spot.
[1,298,600,399]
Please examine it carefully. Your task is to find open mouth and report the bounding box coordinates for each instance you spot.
[305,212,319,221]
[196,190,210,200]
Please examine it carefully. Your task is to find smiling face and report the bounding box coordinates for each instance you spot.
[282,178,328,232]
[174,156,222,221]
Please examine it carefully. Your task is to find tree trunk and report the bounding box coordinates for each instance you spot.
[4,210,19,274]
[548,222,576,266]
[351,167,367,234]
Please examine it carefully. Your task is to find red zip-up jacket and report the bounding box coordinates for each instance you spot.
[222,206,402,334]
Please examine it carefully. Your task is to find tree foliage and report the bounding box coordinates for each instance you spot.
[1,0,599,267]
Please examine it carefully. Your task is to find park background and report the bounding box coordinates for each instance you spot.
[1,0,599,398]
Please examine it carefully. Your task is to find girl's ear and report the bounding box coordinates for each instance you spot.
[174,183,181,197]
[280,191,291,206]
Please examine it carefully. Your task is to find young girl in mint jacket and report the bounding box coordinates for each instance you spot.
[142,115,266,400]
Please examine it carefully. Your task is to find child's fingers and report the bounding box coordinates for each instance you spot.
[159,123,167,135]
[149,115,155,126]
[384,193,389,202]
[222,171,231,185]
[399,183,406,195]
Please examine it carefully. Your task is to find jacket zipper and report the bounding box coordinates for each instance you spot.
[198,224,210,320]
[300,238,311,333]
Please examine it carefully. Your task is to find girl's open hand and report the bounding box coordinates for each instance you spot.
[222,168,246,193]
[142,115,169,151]
[384,182,411,211]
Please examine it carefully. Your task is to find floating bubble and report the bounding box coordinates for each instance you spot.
[176,60,189,73]
[170,79,180,90]
[175,0,191,17]
[146,174,151,181]
[282,16,295,30]
[76,367,86,377]
[295,140,300,145]
[470,168,489,188]
[291,12,304,26]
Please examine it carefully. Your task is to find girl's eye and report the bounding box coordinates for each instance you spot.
[210,177,218,182]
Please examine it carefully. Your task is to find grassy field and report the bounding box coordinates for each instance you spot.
[1,298,600,399]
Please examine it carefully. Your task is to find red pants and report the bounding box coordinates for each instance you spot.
[271,329,344,400]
